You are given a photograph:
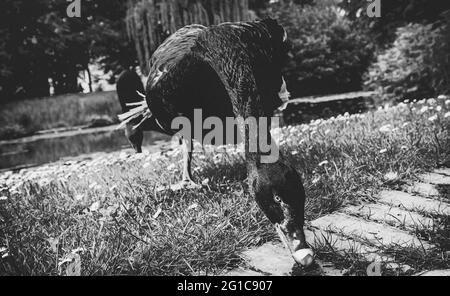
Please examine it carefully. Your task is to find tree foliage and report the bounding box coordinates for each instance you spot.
[338,0,450,46]
[271,0,374,97]
[365,14,450,101]
[0,0,134,103]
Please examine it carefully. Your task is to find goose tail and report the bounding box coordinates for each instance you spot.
[116,92,152,130]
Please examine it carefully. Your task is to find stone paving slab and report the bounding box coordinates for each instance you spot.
[305,228,412,272]
[415,270,450,276]
[342,203,434,229]
[433,168,450,176]
[408,183,440,198]
[420,172,450,185]
[310,213,432,249]
[379,190,450,216]
[225,169,450,276]
[305,229,378,255]
[240,243,294,276]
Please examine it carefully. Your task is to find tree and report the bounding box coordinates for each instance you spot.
[338,0,450,46]
[126,0,251,75]
[271,0,374,96]
[0,0,137,103]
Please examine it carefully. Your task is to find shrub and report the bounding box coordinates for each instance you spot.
[364,16,450,103]
[272,1,374,97]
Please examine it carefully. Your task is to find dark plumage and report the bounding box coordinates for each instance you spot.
[119,19,312,264]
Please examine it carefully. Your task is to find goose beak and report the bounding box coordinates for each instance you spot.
[274,224,314,267]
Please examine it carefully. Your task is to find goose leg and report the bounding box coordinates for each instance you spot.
[180,137,200,188]
[157,137,201,192]
[125,123,143,153]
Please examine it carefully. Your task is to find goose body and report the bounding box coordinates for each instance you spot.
[119,19,313,265]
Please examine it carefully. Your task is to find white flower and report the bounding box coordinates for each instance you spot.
[384,171,398,181]
[444,112,450,118]
[0,196,7,202]
[213,154,223,164]
[445,100,450,106]
[379,124,392,133]
[438,95,447,100]
[167,163,177,171]
[428,115,438,122]
[379,149,388,154]
[89,201,100,212]
[291,151,299,155]
[435,106,442,112]
[427,98,436,105]
[202,178,210,185]
[419,106,429,113]
[311,176,321,184]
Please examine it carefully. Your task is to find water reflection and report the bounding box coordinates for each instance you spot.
[0,129,171,170]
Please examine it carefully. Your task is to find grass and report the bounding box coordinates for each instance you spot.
[0,97,449,275]
[0,91,121,140]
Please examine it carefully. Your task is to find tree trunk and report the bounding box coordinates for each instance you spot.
[86,66,93,93]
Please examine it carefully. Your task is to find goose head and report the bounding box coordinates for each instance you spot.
[248,160,313,266]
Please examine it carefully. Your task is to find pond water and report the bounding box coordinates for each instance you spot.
[0,127,171,171]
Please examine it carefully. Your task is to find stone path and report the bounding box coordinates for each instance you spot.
[225,168,450,276]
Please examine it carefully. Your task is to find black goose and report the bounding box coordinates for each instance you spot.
[119,19,314,266]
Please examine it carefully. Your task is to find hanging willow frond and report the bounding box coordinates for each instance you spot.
[126,0,250,75]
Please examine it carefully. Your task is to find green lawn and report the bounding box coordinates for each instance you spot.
[0,96,449,275]
[0,91,121,140]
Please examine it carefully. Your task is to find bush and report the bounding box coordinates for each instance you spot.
[272,1,374,97]
[364,16,450,103]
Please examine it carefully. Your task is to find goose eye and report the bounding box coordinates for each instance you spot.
[274,196,281,203]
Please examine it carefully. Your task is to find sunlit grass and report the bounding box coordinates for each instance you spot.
[0,91,121,140]
[0,96,449,275]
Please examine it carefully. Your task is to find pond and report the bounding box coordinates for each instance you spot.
[0,127,171,171]
[0,91,373,172]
